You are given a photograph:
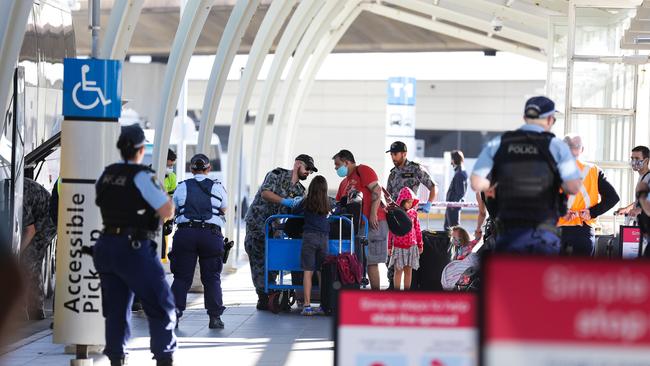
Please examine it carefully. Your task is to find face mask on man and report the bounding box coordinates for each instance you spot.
[631,159,646,171]
[336,164,348,178]
[166,167,174,174]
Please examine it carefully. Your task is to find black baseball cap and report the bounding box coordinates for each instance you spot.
[117,124,147,149]
[295,154,318,172]
[167,148,177,161]
[386,141,407,153]
[190,153,210,170]
[524,96,557,119]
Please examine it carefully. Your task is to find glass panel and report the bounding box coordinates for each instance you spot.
[574,7,635,56]
[549,70,567,113]
[552,24,568,68]
[571,62,635,109]
[570,114,632,163]
[551,115,565,137]
[601,167,634,215]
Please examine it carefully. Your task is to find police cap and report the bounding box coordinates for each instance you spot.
[190,153,210,170]
[117,124,146,150]
[524,96,557,119]
[386,141,407,153]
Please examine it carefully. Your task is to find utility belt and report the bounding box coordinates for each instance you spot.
[103,226,157,240]
[177,221,221,233]
[495,219,559,236]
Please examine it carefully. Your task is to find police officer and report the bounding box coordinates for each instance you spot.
[471,96,582,254]
[558,135,619,255]
[385,141,437,289]
[244,154,316,309]
[94,125,176,366]
[170,153,227,329]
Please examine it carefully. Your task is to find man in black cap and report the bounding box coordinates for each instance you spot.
[470,96,582,254]
[94,124,177,366]
[170,153,227,329]
[385,141,437,289]
[244,154,316,309]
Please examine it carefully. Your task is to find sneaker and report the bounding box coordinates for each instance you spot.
[313,306,325,315]
[301,306,315,316]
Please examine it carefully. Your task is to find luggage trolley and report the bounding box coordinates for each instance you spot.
[263,214,368,313]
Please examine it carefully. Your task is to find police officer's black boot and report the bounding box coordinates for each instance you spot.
[156,358,173,366]
[208,315,224,329]
[110,356,126,366]
[256,290,269,311]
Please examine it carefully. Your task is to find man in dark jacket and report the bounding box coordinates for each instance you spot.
[444,150,468,230]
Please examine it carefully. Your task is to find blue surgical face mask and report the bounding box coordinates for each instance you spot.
[336,165,348,178]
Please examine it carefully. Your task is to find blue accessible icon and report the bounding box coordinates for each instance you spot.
[63,58,122,119]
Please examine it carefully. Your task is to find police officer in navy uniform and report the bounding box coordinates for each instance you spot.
[170,153,227,329]
[94,124,176,366]
[471,96,582,254]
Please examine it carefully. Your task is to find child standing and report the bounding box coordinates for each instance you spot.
[449,226,477,261]
[293,176,331,315]
[388,187,423,290]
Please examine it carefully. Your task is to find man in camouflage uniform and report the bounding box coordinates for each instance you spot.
[385,141,438,289]
[20,178,56,320]
[245,154,317,310]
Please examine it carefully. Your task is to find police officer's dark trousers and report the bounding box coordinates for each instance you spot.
[560,224,595,256]
[495,227,561,255]
[170,227,225,317]
[93,234,177,362]
[444,207,461,231]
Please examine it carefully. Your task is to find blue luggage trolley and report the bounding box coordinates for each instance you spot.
[263,214,369,312]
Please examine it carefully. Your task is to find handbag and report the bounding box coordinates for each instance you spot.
[381,187,412,236]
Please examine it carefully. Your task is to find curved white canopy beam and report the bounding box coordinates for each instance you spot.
[0,0,33,138]
[284,3,365,165]
[152,0,213,181]
[197,0,260,155]
[248,0,324,196]
[100,0,145,60]
[270,0,349,167]
[224,0,297,239]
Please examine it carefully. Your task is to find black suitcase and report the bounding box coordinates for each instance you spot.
[412,230,451,291]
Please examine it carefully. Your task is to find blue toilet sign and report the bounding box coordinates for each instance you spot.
[63,58,122,119]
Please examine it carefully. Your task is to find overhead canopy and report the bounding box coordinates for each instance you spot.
[71,0,565,57]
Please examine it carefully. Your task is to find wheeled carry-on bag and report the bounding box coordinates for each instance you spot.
[411,218,451,291]
[320,217,361,315]
[594,213,623,258]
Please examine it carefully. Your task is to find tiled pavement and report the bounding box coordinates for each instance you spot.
[0,259,340,366]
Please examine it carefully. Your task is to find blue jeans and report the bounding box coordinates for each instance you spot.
[170,227,225,317]
[93,235,177,362]
[495,227,561,254]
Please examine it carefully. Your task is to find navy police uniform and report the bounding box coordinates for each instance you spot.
[472,97,580,254]
[93,125,176,365]
[170,154,227,328]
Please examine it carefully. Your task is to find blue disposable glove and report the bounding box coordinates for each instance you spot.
[422,201,432,213]
[280,197,303,208]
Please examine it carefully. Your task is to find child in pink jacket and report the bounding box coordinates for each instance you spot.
[388,187,423,290]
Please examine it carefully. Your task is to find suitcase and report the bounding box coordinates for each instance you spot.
[594,214,622,258]
[412,230,451,291]
[320,217,360,315]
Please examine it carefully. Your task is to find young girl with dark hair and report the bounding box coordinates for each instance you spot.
[294,175,331,315]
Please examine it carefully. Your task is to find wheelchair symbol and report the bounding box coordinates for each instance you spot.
[72,64,112,110]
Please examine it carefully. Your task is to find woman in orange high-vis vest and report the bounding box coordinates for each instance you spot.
[558,135,619,255]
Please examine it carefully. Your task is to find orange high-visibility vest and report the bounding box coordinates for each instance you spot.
[558,160,599,227]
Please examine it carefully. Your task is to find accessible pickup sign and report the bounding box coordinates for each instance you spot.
[336,290,477,366]
[482,256,650,366]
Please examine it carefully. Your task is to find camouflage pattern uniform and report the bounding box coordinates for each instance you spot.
[21,178,56,313]
[244,168,305,296]
[385,160,436,287]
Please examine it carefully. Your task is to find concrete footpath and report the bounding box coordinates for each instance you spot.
[1,260,336,366]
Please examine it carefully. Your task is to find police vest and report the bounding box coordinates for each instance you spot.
[177,178,223,222]
[557,160,599,227]
[96,163,159,231]
[492,130,562,225]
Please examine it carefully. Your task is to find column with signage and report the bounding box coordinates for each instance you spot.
[385,77,416,180]
[54,58,121,349]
